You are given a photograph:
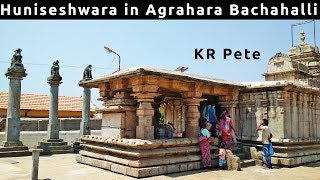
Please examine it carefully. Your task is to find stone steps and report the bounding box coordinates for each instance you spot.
[37,145,72,151]
[0,146,29,152]
[38,141,68,146]
[40,149,74,155]
[37,139,73,155]
[0,150,31,157]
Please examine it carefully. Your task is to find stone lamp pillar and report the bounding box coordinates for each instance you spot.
[0,48,31,157]
[79,64,93,136]
[80,87,91,135]
[37,60,72,155]
[47,80,62,139]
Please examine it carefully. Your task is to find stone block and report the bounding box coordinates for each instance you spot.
[136,167,159,177]
[231,156,241,171]
[136,125,154,139]
[167,164,180,174]
[126,167,139,177]
[110,164,127,175]
[102,113,123,128]
[193,161,201,169]
[158,166,168,175]
[101,127,124,138]
[250,147,258,159]
[187,162,194,171]
[76,155,111,170]
[180,164,188,172]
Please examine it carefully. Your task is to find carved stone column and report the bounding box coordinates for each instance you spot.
[182,92,205,138]
[130,77,160,139]
[37,60,72,154]
[132,92,160,139]
[1,49,29,156]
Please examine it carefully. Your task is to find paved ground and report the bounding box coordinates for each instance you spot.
[0,154,319,180]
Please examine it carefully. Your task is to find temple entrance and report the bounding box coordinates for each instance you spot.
[153,94,222,139]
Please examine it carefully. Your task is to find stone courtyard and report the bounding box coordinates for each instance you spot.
[0,154,319,180]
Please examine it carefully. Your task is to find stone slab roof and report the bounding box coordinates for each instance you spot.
[241,81,320,92]
[0,92,96,112]
[80,67,245,87]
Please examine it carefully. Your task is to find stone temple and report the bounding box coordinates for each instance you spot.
[76,31,320,177]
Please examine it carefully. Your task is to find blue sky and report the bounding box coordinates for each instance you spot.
[0,20,318,106]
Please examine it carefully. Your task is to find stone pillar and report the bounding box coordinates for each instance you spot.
[131,76,160,140]
[0,49,30,157]
[37,60,72,154]
[30,149,43,180]
[80,87,91,135]
[132,92,160,140]
[291,92,299,138]
[182,92,204,138]
[2,48,27,147]
[47,81,62,140]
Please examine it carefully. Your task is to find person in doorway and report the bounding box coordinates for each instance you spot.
[256,119,272,169]
[202,102,218,137]
[199,122,214,169]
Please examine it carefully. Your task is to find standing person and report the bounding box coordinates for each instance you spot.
[199,122,214,169]
[256,119,273,169]
[218,142,227,170]
[218,113,233,150]
[224,111,238,144]
[203,102,218,137]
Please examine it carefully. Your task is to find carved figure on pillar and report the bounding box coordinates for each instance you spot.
[82,64,93,81]
[5,48,27,78]
[47,60,62,82]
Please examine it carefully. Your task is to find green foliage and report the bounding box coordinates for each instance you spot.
[159,106,165,125]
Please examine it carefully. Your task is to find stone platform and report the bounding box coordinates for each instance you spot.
[37,139,73,155]
[76,135,242,178]
[0,145,31,157]
[0,141,31,157]
[243,138,320,167]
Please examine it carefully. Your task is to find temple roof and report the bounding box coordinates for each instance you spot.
[241,80,320,94]
[80,67,245,88]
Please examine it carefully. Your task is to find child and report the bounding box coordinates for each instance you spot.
[218,142,227,170]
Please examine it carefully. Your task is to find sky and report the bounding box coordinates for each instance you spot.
[0,20,319,107]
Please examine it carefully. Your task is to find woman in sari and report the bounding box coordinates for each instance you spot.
[199,122,214,169]
[219,113,233,150]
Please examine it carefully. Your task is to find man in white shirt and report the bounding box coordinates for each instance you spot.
[256,119,272,169]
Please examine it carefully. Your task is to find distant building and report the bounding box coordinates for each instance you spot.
[0,92,97,118]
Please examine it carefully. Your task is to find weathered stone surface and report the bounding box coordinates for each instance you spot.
[110,164,127,175]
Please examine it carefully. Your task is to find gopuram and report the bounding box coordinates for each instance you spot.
[75,31,320,178]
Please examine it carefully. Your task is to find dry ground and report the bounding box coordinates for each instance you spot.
[0,154,319,180]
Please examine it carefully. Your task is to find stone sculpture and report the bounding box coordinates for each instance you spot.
[83,64,93,81]
[5,48,27,77]
[47,60,62,82]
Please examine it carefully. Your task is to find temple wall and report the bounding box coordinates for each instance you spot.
[0,118,101,132]
[239,90,320,141]
[0,130,101,148]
